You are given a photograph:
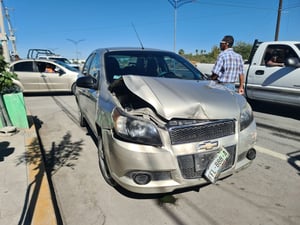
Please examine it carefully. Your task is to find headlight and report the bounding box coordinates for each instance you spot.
[240,103,254,131]
[112,108,162,146]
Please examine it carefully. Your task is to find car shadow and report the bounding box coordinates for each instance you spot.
[287,150,300,175]
[248,99,300,120]
[23,92,73,97]
[114,183,211,200]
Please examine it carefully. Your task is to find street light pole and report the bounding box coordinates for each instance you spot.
[168,0,195,53]
[66,38,85,61]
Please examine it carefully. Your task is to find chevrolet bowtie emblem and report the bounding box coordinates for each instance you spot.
[197,141,218,150]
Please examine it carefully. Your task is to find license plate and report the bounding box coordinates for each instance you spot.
[204,147,230,183]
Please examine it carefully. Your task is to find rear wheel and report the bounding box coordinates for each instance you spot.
[97,135,117,186]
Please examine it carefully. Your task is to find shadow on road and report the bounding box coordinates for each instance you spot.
[16,115,84,225]
[0,141,14,162]
[287,150,300,175]
[248,99,300,120]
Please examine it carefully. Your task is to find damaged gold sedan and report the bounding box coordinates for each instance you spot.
[75,47,257,194]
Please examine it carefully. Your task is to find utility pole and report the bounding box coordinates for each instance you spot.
[0,0,10,62]
[274,0,283,41]
[5,6,17,56]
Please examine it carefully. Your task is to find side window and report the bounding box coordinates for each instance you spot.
[11,61,34,72]
[82,53,95,76]
[36,62,51,72]
[263,45,298,66]
[88,54,100,79]
[164,56,195,79]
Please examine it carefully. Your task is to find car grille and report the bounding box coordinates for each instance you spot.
[168,119,235,145]
[177,145,236,179]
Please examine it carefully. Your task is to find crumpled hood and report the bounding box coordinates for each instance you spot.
[123,75,242,120]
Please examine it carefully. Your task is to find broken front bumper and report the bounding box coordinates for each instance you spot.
[101,120,256,194]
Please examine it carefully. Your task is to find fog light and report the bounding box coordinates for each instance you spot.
[246,148,256,160]
[133,172,152,185]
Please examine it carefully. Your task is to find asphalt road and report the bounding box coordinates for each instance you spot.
[24,94,300,225]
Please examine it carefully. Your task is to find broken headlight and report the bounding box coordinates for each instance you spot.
[240,103,254,131]
[112,108,162,146]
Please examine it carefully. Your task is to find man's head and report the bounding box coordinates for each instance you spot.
[220,35,234,50]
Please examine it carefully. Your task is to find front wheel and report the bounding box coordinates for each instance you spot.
[97,136,117,186]
[79,110,86,127]
[71,83,76,94]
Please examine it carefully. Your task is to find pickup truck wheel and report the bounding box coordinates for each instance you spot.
[97,136,117,186]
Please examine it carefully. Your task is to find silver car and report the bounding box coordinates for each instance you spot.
[75,47,257,194]
[10,59,79,93]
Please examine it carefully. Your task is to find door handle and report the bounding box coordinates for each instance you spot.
[255,70,264,75]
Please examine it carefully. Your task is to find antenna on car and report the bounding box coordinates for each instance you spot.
[131,23,144,49]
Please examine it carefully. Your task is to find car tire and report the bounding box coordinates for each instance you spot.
[97,135,117,187]
[71,83,76,94]
[79,111,86,127]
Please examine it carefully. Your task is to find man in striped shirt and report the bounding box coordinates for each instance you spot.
[211,35,245,95]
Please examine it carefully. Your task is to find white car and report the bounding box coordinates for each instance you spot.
[10,59,79,93]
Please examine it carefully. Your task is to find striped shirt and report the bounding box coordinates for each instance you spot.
[212,48,244,83]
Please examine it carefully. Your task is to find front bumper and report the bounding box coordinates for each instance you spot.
[102,120,257,194]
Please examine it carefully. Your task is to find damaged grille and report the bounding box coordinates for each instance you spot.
[177,145,236,179]
[168,119,235,145]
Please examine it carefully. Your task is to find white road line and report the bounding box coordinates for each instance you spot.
[255,145,289,161]
[255,145,300,167]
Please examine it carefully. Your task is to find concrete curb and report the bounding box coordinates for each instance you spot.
[24,111,57,225]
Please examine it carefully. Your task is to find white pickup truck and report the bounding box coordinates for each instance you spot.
[196,40,300,107]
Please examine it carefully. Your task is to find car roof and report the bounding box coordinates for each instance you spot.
[10,58,60,65]
[92,47,175,54]
[9,58,78,72]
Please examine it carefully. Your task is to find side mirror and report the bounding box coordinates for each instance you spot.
[57,69,65,75]
[285,57,300,68]
[76,76,97,89]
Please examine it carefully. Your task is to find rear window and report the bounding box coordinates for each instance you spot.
[11,61,34,72]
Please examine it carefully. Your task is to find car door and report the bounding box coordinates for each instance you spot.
[36,61,70,91]
[77,52,100,134]
[247,44,300,106]
[11,61,41,91]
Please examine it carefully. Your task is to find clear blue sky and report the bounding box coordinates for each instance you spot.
[5,0,300,60]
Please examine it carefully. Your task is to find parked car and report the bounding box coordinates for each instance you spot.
[9,59,79,93]
[27,48,80,70]
[75,47,257,194]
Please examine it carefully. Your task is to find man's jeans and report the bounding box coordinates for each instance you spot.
[222,83,235,91]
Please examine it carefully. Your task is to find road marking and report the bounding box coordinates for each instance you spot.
[255,145,300,167]
[255,145,289,161]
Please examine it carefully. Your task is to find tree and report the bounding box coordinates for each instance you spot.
[233,41,252,61]
[182,41,252,64]
[178,49,185,55]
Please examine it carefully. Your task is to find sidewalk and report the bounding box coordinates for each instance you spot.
[0,114,57,225]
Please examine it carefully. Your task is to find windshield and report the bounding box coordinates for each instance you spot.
[295,43,300,51]
[105,51,205,83]
[50,57,72,64]
[54,60,79,72]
